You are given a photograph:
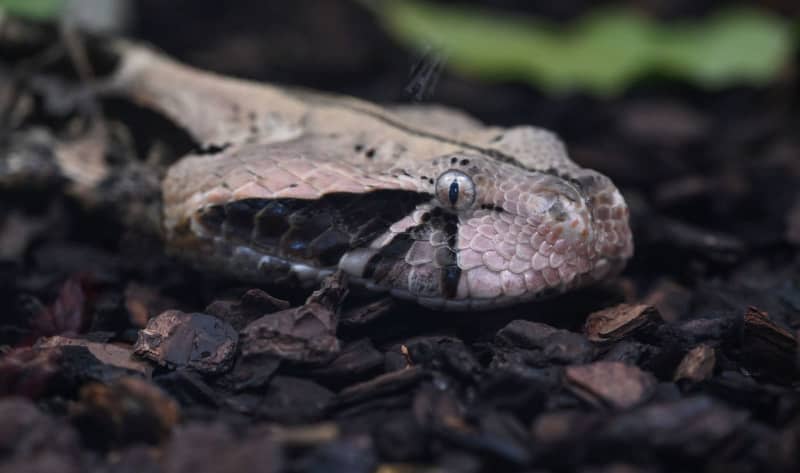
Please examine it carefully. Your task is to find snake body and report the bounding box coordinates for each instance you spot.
[107,44,633,310]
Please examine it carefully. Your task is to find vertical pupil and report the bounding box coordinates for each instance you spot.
[448,180,459,206]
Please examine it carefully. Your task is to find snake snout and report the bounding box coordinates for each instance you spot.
[585,185,634,281]
[448,169,633,308]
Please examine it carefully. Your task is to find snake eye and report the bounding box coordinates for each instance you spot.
[435,170,475,211]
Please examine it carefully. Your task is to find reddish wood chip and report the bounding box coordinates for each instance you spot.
[565,361,656,409]
[673,344,716,382]
[740,306,798,382]
[239,273,347,364]
[38,336,152,378]
[205,288,291,331]
[584,303,662,343]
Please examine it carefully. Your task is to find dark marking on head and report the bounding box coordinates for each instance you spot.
[198,190,431,268]
[289,183,298,188]
[491,134,503,142]
[442,265,461,299]
[443,215,458,249]
[366,148,376,159]
[222,200,265,239]
[310,229,351,266]
[196,142,231,155]
[450,157,458,165]
[428,178,434,185]
[480,204,506,212]
[460,159,469,166]
[254,200,301,239]
[354,144,364,152]
[363,233,414,280]
[440,213,461,298]
[198,205,225,232]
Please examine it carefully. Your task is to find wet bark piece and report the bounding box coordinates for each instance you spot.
[495,320,594,366]
[239,272,347,364]
[673,344,716,383]
[334,366,425,410]
[240,302,341,363]
[740,306,798,383]
[257,376,334,424]
[4,340,148,397]
[565,361,657,409]
[308,338,384,386]
[38,335,152,377]
[69,376,179,450]
[134,310,238,374]
[219,353,281,393]
[403,335,482,383]
[340,296,396,326]
[584,303,662,343]
[154,369,221,408]
[205,288,290,331]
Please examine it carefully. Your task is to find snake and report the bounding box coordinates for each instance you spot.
[5,36,634,311]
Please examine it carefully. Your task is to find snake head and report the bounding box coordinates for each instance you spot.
[340,153,633,310]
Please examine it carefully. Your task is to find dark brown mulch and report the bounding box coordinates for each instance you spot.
[1,1,799,473]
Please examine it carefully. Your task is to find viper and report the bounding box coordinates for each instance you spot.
[2,30,633,310]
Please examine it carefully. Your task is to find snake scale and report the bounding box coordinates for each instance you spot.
[17,37,635,311]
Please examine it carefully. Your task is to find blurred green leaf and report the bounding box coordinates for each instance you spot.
[0,0,63,20]
[371,0,794,96]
